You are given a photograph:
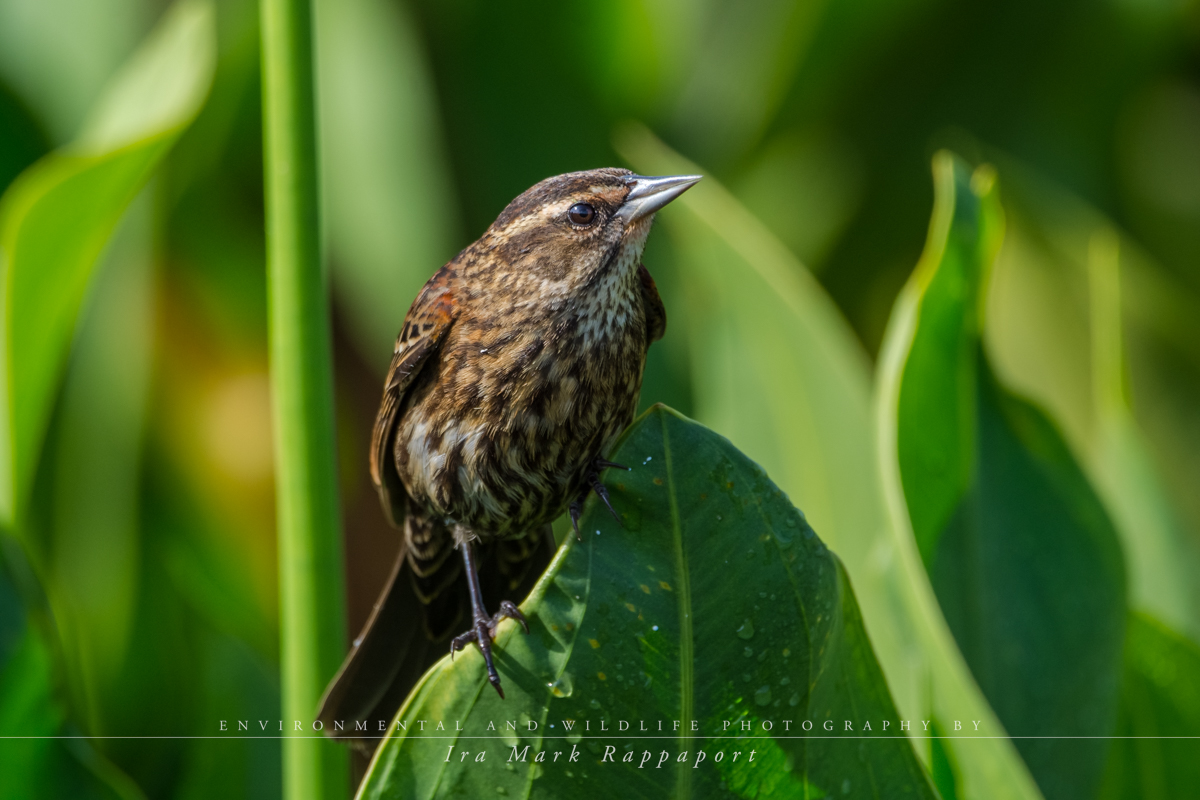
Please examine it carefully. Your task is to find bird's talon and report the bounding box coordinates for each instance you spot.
[497,600,529,634]
[588,473,623,526]
[595,457,631,472]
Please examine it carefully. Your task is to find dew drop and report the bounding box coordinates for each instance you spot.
[496,788,508,796]
[789,692,801,707]
[550,672,575,698]
[754,686,772,706]
[736,619,755,640]
[589,699,602,710]
[652,625,659,631]
[743,647,754,658]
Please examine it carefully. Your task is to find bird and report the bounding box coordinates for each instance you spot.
[318,168,700,742]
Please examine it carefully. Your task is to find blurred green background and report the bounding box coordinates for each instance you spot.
[1,0,1198,797]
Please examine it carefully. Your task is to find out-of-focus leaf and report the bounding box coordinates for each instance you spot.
[666,0,828,166]
[0,83,48,195]
[315,0,458,370]
[0,0,215,531]
[986,166,1200,646]
[884,152,1126,799]
[34,193,153,738]
[359,406,936,800]
[732,128,865,272]
[578,0,828,168]
[617,124,1042,800]
[1098,613,1200,800]
[0,547,145,800]
[0,0,150,143]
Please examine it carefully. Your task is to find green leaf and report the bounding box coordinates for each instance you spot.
[985,166,1200,646]
[882,152,1127,799]
[1098,613,1200,800]
[37,195,155,733]
[358,406,936,799]
[0,0,215,531]
[618,125,1042,800]
[980,160,1200,796]
[0,0,150,143]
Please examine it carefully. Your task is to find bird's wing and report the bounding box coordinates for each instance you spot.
[370,265,458,527]
[637,263,667,345]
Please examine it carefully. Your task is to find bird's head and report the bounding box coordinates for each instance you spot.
[480,168,700,302]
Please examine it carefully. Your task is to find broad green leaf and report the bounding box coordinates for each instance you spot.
[1098,613,1200,800]
[981,165,1200,795]
[315,0,459,370]
[618,125,1042,800]
[359,406,936,799]
[882,152,1126,799]
[0,0,215,531]
[985,166,1200,646]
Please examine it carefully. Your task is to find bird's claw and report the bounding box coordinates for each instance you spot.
[569,498,584,541]
[568,456,626,536]
[449,601,529,699]
[588,472,622,526]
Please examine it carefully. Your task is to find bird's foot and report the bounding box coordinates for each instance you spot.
[569,457,631,539]
[450,600,529,699]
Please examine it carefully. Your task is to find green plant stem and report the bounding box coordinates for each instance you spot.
[260,0,348,797]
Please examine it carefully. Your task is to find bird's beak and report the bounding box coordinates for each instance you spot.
[617,174,703,223]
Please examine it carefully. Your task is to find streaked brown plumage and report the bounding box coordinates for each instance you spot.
[319,168,698,738]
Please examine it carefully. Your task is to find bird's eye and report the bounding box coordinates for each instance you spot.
[568,203,596,225]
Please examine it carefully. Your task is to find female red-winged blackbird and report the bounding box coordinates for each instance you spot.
[319,169,699,735]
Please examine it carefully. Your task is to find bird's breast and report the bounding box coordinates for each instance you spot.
[395,302,647,538]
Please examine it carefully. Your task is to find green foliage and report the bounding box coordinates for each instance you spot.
[0,0,214,531]
[620,129,1043,800]
[359,406,936,799]
[985,173,1200,646]
[882,154,1127,798]
[1099,613,1200,799]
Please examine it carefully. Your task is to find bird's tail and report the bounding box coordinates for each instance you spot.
[316,509,556,756]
